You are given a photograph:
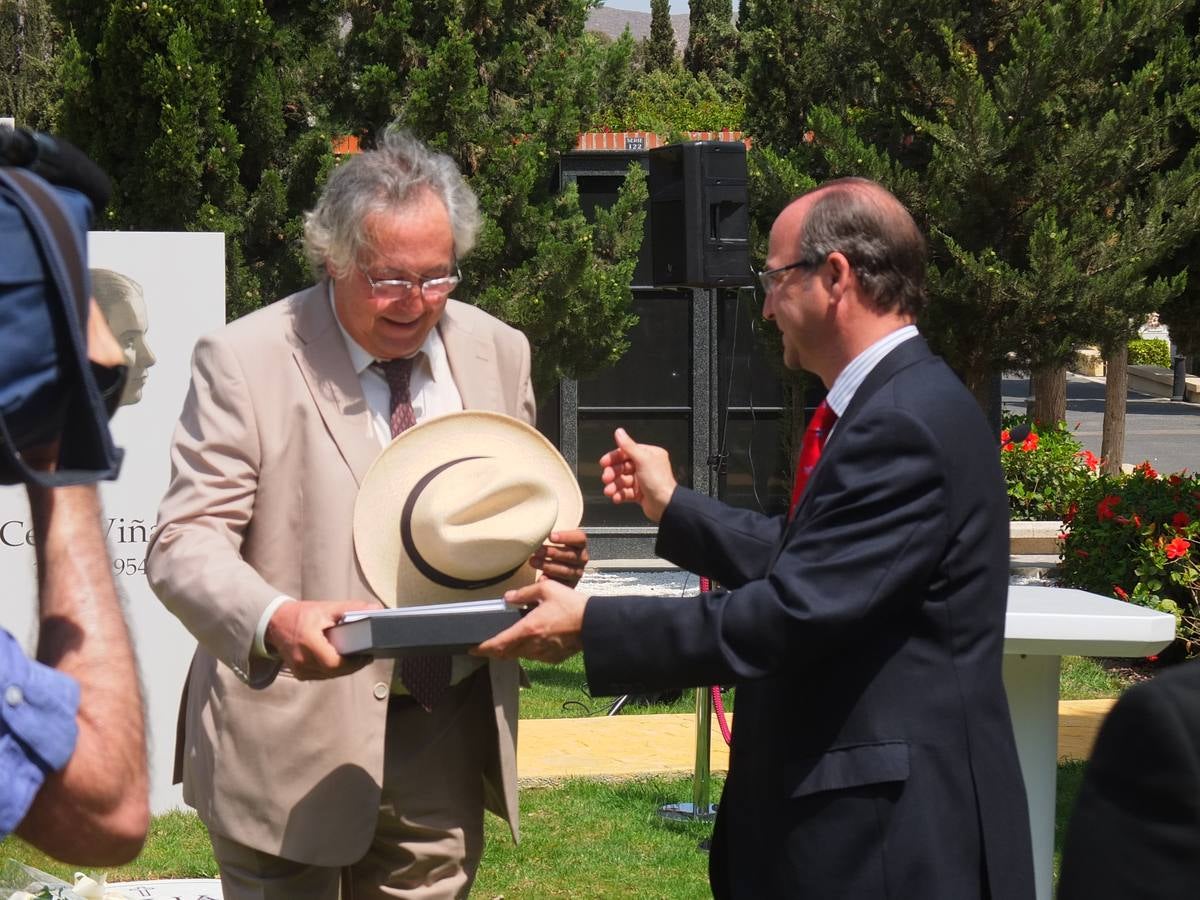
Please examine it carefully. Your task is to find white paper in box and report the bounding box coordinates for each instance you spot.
[326,598,522,657]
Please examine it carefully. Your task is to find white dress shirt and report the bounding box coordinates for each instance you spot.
[335,291,464,445]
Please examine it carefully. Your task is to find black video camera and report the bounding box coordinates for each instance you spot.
[0,126,112,212]
[0,124,124,486]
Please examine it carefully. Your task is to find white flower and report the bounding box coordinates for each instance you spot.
[71,873,130,899]
[4,872,131,900]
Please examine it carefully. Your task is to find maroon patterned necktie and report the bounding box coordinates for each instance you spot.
[376,356,451,710]
[788,400,837,521]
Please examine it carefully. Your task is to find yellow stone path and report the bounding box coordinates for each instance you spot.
[1056,698,1116,761]
[517,700,1115,785]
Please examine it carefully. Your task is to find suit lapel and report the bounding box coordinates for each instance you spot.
[830,335,933,448]
[291,283,381,485]
[440,299,500,411]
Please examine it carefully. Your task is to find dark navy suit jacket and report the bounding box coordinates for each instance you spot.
[1058,658,1200,899]
[583,337,1035,899]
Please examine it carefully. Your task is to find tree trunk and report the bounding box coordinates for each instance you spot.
[963,361,992,416]
[1101,345,1128,475]
[1029,364,1068,425]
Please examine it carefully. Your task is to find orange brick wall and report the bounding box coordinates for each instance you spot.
[332,130,749,155]
[575,130,748,151]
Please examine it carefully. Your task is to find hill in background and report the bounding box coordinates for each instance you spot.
[587,6,690,49]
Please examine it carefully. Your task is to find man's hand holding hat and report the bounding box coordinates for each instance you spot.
[530,528,589,588]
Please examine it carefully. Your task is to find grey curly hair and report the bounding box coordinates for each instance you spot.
[302,127,481,279]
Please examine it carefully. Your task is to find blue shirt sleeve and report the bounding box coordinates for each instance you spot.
[0,628,80,837]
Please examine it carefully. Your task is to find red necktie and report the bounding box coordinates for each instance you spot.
[376,357,452,711]
[788,400,837,520]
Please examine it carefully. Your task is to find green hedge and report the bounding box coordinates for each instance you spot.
[1128,338,1172,367]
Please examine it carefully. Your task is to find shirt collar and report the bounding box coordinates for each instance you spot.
[824,324,919,417]
[327,280,438,374]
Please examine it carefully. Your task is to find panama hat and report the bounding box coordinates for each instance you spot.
[354,410,584,607]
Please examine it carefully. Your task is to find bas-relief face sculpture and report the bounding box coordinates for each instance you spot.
[91,269,157,406]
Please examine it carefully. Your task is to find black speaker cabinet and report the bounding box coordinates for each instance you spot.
[648,141,752,288]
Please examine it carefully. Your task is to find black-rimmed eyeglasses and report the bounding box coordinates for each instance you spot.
[361,265,462,301]
[756,258,820,293]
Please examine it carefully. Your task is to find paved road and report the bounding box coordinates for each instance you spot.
[1002,373,1200,475]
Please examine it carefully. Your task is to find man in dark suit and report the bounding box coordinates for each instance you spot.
[478,178,1035,898]
[1057,659,1200,899]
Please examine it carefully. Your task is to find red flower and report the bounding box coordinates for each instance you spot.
[1076,450,1099,472]
[1133,514,1142,528]
[1134,461,1158,479]
[1000,429,1011,443]
[1075,549,1090,558]
[1113,586,1129,601]
[1064,501,1079,524]
[1021,432,1039,452]
[1169,475,1183,487]
[1114,515,1130,526]
[1166,537,1190,560]
[1002,442,1015,452]
[1173,512,1191,530]
[1096,495,1121,521]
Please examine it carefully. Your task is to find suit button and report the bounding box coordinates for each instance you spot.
[373,682,389,700]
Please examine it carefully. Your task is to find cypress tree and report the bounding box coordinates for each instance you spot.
[1,0,63,130]
[1159,235,1200,364]
[684,0,736,80]
[741,0,1200,427]
[645,0,677,74]
[52,0,342,319]
[338,0,646,392]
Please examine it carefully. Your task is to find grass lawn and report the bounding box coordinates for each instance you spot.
[0,657,1135,895]
[519,656,715,719]
[1058,655,1138,700]
[2,769,1093,898]
[519,652,1132,716]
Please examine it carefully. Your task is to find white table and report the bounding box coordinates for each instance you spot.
[1003,585,1175,900]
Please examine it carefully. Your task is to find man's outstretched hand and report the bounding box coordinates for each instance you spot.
[473,579,587,664]
[600,428,677,523]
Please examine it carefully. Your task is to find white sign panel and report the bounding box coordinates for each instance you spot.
[0,232,225,813]
[109,880,224,899]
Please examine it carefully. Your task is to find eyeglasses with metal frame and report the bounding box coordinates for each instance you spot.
[756,258,821,293]
[361,265,462,301]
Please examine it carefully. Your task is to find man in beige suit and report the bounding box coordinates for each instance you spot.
[146,129,587,899]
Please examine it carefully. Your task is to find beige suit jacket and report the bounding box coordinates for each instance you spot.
[147,284,534,865]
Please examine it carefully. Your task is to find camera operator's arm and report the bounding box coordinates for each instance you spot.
[15,483,149,864]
